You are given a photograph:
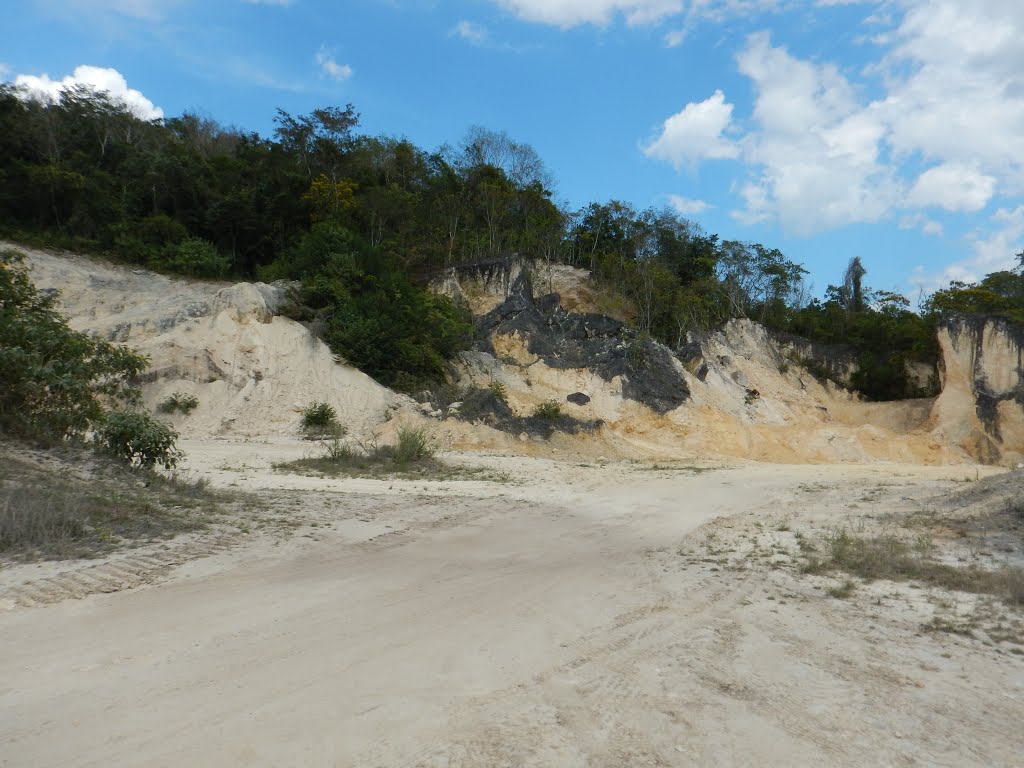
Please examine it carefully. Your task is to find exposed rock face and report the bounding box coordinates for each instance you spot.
[930,315,1024,464]
[475,271,690,415]
[770,331,858,387]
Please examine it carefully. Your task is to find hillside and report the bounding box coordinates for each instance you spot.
[15,243,1024,466]
[5,244,1024,768]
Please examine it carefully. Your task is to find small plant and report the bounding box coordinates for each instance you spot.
[157,392,199,415]
[532,400,562,423]
[744,388,761,405]
[94,410,183,469]
[487,380,508,403]
[393,425,436,465]
[320,429,354,462]
[301,401,339,437]
[827,579,857,599]
[626,342,648,368]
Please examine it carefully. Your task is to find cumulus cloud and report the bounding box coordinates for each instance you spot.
[646,2,1024,238]
[642,90,738,169]
[907,163,996,213]
[315,50,352,82]
[668,195,712,215]
[731,32,896,234]
[451,20,489,45]
[14,65,163,120]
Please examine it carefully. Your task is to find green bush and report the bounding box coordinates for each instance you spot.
[0,249,148,440]
[157,392,199,415]
[392,425,436,465]
[532,400,562,422]
[94,410,182,469]
[301,401,339,437]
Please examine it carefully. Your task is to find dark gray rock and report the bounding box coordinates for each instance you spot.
[567,392,591,406]
[475,271,689,414]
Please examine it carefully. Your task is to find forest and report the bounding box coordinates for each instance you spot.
[2,83,1022,398]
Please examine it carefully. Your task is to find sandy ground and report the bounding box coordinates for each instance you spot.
[2,442,1023,767]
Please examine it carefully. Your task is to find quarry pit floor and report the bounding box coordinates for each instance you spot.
[2,443,1023,767]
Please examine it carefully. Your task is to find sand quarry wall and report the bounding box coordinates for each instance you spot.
[16,244,402,440]
[439,260,1024,465]
[13,243,1024,465]
[928,316,1024,466]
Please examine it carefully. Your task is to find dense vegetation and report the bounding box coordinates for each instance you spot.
[1,83,1021,399]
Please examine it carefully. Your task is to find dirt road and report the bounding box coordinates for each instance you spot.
[2,454,1022,767]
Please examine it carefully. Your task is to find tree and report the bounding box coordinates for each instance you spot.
[0,249,148,439]
[842,256,867,314]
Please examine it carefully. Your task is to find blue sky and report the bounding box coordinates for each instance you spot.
[5,0,1024,302]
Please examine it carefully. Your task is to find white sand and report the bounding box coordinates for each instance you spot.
[2,451,1022,767]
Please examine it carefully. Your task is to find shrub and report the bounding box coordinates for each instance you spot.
[157,392,199,415]
[94,410,182,470]
[301,401,339,437]
[392,425,435,465]
[0,249,148,440]
[532,400,562,422]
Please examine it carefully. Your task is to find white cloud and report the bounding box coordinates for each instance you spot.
[490,0,799,28]
[315,50,352,82]
[645,2,1024,238]
[907,162,996,213]
[899,213,943,238]
[13,65,163,120]
[912,206,1024,292]
[642,90,738,169]
[452,20,489,45]
[668,195,712,215]
[493,0,683,28]
[729,32,896,235]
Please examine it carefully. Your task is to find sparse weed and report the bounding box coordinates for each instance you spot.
[827,579,857,599]
[802,529,1024,606]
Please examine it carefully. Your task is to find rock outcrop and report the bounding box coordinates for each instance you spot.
[475,271,690,415]
[929,316,1024,465]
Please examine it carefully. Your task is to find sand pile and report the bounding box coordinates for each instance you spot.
[16,244,402,439]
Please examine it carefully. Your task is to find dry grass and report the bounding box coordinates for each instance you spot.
[803,529,1024,607]
[274,429,510,482]
[0,442,224,561]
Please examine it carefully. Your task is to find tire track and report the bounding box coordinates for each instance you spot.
[0,533,239,610]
